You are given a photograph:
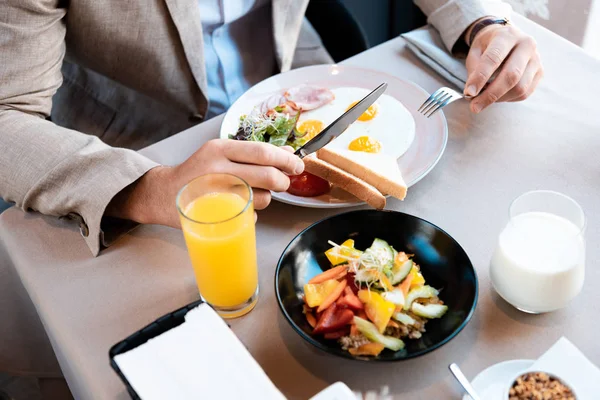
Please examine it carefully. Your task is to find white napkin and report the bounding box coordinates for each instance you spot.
[527,337,600,398]
[309,382,356,400]
[114,304,286,400]
[402,27,468,90]
[114,304,361,400]
[310,383,393,400]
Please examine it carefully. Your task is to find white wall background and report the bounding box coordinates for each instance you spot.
[583,0,600,58]
[506,0,600,59]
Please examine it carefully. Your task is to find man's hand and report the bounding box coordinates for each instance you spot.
[464,24,544,113]
[107,139,304,227]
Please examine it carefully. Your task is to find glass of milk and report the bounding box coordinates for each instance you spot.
[490,190,586,313]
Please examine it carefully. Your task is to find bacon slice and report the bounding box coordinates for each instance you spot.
[284,85,334,111]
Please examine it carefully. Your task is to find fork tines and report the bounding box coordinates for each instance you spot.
[418,87,463,118]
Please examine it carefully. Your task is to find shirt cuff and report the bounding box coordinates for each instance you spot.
[72,151,159,256]
[418,0,512,52]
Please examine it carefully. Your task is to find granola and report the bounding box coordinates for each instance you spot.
[509,372,575,400]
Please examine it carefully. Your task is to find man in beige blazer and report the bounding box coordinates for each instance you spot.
[0,0,544,395]
[0,0,542,258]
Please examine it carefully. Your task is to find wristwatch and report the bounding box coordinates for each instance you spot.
[467,17,511,47]
[453,16,510,55]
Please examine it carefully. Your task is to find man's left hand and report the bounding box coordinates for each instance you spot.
[464,23,544,113]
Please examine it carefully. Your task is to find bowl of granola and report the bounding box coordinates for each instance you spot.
[505,371,577,400]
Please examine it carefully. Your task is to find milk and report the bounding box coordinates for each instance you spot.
[490,211,585,313]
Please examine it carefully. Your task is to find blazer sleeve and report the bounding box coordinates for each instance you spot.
[0,0,159,256]
[413,0,512,51]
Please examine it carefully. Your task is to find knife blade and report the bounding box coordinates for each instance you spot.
[294,82,388,159]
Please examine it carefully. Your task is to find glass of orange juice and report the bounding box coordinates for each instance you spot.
[176,174,258,318]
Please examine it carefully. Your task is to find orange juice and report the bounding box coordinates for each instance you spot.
[180,192,258,311]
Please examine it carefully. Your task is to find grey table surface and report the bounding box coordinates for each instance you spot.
[1,14,600,400]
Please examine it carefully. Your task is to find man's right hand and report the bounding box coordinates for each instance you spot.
[107,139,305,227]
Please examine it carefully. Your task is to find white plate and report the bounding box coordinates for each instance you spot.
[462,359,535,400]
[220,65,448,208]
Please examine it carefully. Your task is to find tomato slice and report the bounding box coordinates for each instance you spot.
[345,272,360,295]
[287,172,330,197]
[323,328,350,340]
[337,292,364,311]
[312,303,355,334]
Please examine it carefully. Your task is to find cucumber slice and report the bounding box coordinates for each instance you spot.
[353,316,405,351]
[367,239,395,265]
[411,303,448,319]
[392,312,417,326]
[404,285,439,311]
[391,260,413,285]
[382,288,405,307]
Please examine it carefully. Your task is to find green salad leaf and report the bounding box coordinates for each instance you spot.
[230,103,309,150]
[267,113,299,147]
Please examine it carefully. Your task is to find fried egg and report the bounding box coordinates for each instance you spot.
[296,119,325,141]
[296,87,415,159]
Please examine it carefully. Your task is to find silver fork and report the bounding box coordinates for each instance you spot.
[418,87,469,118]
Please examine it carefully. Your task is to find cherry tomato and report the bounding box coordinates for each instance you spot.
[287,172,330,197]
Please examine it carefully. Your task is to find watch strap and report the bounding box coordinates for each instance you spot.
[468,17,510,47]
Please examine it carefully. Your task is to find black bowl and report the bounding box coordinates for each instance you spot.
[275,209,478,361]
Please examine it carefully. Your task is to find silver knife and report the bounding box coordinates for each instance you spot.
[294,82,388,159]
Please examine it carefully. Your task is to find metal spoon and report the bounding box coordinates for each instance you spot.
[449,363,481,400]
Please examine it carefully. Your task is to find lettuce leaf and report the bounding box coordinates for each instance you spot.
[267,113,299,146]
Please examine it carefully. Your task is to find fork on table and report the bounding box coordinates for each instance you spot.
[418,86,473,118]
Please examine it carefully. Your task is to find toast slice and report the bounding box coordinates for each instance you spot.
[317,148,407,201]
[303,155,386,209]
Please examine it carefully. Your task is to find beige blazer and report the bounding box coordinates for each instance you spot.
[0,0,511,255]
